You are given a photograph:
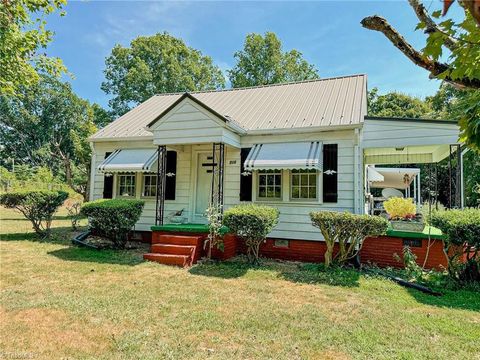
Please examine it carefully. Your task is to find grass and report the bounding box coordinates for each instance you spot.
[1,206,479,360]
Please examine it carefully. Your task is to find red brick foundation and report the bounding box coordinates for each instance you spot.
[146,230,449,270]
[235,236,448,270]
[361,236,448,270]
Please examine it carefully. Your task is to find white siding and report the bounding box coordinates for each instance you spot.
[150,99,240,147]
[362,119,460,149]
[90,129,357,239]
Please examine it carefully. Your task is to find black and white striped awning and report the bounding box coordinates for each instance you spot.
[244,142,322,171]
[98,149,158,173]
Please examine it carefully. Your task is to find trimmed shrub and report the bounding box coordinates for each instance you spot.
[430,208,480,282]
[0,190,69,237]
[81,199,145,249]
[64,195,84,231]
[310,211,388,267]
[223,204,279,264]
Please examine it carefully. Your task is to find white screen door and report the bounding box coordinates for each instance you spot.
[194,153,213,220]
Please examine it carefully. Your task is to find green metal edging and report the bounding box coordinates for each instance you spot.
[386,225,446,240]
[151,223,230,235]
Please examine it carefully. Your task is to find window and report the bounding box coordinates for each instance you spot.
[291,169,317,200]
[142,174,157,197]
[403,239,422,248]
[258,170,282,199]
[117,174,136,197]
[274,239,289,248]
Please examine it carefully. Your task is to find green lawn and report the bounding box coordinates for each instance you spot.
[1,207,479,360]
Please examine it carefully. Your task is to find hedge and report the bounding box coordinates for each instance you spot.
[223,204,279,264]
[310,211,388,267]
[81,199,145,249]
[0,190,69,237]
[430,208,480,282]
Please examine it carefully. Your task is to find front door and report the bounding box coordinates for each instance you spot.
[194,152,213,222]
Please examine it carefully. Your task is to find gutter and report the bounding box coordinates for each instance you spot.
[88,124,362,142]
[245,123,362,136]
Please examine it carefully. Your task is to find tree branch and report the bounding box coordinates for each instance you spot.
[408,0,457,51]
[361,15,480,89]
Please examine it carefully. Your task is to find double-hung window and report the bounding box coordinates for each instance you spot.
[291,169,317,200]
[117,174,136,197]
[257,170,282,200]
[142,174,157,197]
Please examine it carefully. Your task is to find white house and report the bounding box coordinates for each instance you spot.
[89,74,462,263]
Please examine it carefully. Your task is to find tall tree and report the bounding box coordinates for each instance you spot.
[361,0,480,149]
[0,0,67,95]
[228,32,319,88]
[0,75,99,198]
[101,32,225,117]
[368,88,433,118]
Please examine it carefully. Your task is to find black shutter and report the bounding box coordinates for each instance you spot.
[165,151,177,200]
[323,144,338,203]
[240,148,252,201]
[102,152,113,199]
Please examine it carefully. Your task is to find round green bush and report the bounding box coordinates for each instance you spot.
[310,211,388,267]
[430,208,480,282]
[223,204,279,264]
[0,190,69,237]
[81,199,145,248]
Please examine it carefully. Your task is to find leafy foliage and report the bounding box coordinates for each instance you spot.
[0,190,68,237]
[101,32,225,117]
[368,88,433,118]
[383,197,417,220]
[310,211,388,267]
[363,3,480,149]
[204,203,224,259]
[0,75,106,199]
[0,0,67,94]
[430,208,480,282]
[81,199,145,249]
[421,11,480,88]
[228,32,319,88]
[223,204,279,264]
[64,195,83,231]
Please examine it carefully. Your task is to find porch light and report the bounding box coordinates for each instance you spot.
[241,171,252,176]
[324,169,337,175]
[166,172,176,177]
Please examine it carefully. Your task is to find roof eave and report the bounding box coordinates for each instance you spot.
[245,123,362,135]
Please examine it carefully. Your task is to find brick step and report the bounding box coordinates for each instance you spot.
[143,253,190,267]
[151,244,195,256]
[152,234,203,246]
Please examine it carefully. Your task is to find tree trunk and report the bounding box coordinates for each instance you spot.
[324,240,334,268]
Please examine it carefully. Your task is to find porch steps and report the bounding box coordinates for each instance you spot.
[143,253,190,267]
[143,234,204,267]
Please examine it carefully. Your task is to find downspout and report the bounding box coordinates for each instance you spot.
[354,129,359,214]
[460,147,469,209]
[89,142,96,202]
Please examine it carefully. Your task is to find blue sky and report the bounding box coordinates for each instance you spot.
[46,0,454,108]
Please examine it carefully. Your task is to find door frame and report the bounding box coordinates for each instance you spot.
[190,148,213,223]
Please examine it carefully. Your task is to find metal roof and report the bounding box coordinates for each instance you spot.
[90,74,367,141]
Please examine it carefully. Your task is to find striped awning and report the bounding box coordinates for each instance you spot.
[244,142,322,171]
[98,149,158,173]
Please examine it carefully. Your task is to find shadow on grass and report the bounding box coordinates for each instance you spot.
[0,226,87,244]
[47,247,144,266]
[189,256,360,287]
[405,287,480,312]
